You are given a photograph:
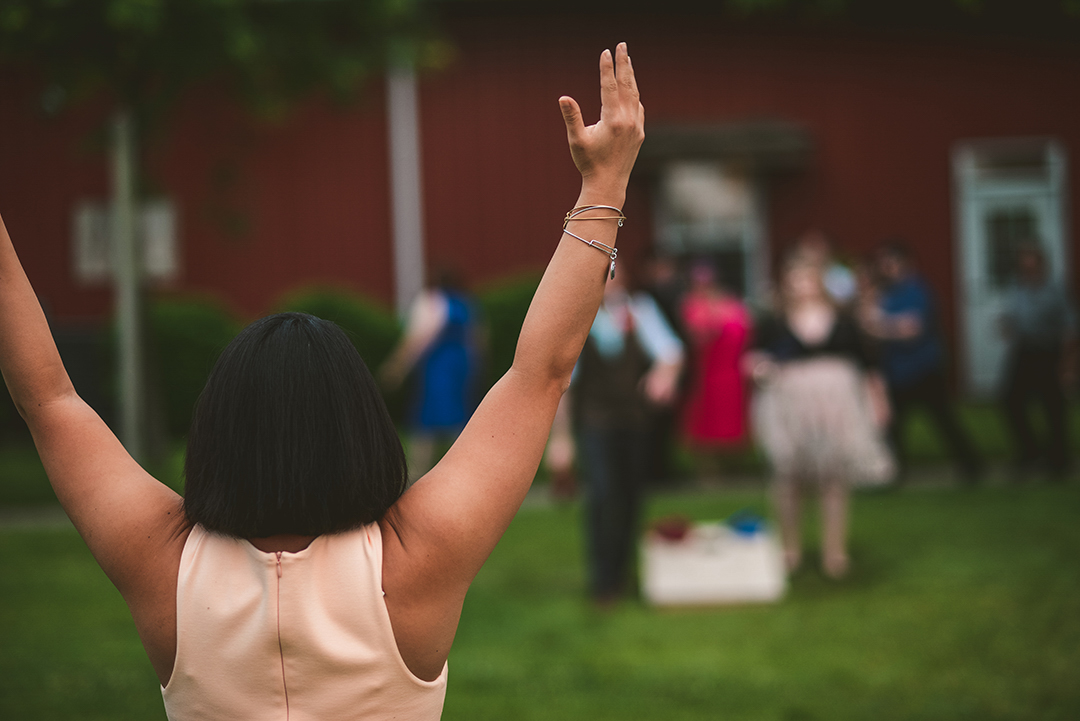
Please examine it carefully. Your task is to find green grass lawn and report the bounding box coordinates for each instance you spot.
[2,483,1079,719]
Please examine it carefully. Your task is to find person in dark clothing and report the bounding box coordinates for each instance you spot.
[571,274,683,603]
[641,253,689,487]
[863,241,984,483]
[1000,242,1077,479]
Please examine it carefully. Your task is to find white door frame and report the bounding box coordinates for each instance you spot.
[952,139,1069,397]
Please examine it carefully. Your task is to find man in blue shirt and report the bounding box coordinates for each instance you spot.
[865,241,983,483]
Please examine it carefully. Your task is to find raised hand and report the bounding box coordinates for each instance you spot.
[376,45,647,682]
[559,42,645,200]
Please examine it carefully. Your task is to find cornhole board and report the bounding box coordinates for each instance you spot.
[641,523,786,606]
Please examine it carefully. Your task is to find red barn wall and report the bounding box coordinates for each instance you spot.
[424,14,1080,350]
[0,78,395,323]
[0,75,114,322]
[1,11,1078,356]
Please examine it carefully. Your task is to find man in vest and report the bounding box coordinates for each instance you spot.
[571,272,684,604]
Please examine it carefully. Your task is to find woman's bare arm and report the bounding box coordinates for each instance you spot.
[0,213,188,682]
[380,44,644,673]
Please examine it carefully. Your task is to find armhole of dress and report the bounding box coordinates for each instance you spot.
[161,524,205,694]
[367,524,448,689]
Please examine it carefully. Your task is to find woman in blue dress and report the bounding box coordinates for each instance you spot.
[382,270,481,478]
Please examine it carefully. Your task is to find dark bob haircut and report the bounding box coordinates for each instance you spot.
[183,312,407,538]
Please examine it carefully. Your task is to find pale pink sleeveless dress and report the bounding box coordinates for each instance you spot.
[162,523,447,720]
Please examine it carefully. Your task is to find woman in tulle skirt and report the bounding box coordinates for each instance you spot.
[750,254,893,578]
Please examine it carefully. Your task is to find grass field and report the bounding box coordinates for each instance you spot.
[2,481,1079,720]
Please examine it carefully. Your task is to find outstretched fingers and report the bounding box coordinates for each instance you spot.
[561,42,644,180]
[598,47,618,113]
[601,43,642,129]
[616,43,639,103]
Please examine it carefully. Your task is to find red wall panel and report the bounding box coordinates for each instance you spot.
[422,15,1080,349]
[152,83,395,319]
[0,78,394,323]
[2,12,1078,346]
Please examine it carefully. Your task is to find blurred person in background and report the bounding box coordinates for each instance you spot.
[750,254,892,578]
[680,259,752,461]
[641,252,689,485]
[862,240,984,484]
[571,271,684,604]
[853,253,883,318]
[794,230,858,307]
[1000,241,1077,481]
[543,394,577,501]
[382,267,481,479]
[642,251,687,335]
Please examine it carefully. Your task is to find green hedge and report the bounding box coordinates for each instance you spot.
[137,278,543,441]
[276,286,401,374]
[138,288,404,440]
[276,286,407,419]
[147,296,242,438]
[477,273,541,389]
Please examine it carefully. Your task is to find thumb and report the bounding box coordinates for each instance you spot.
[559,95,584,142]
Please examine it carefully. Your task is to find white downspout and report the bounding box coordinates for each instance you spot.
[387,64,426,316]
[111,109,144,462]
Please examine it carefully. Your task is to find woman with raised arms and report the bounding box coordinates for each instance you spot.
[0,43,643,719]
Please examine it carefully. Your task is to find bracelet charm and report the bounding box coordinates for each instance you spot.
[562,204,623,281]
[562,228,617,280]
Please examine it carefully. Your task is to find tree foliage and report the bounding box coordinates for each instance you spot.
[0,0,438,117]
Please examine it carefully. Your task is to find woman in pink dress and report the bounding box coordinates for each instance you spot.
[681,262,752,448]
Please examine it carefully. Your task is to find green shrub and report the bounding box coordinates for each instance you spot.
[477,273,541,389]
[276,286,401,371]
[276,286,407,419]
[147,296,242,438]
[0,387,13,425]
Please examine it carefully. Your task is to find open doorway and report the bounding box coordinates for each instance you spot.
[653,160,769,303]
[953,139,1069,396]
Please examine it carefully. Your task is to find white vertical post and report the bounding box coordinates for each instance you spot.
[387,63,426,315]
[112,109,144,463]
[748,178,771,305]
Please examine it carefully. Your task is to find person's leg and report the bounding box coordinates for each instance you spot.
[545,394,578,501]
[916,369,983,481]
[645,407,677,486]
[1002,349,1039,473]
[772,476,803,573]
[1035,348,1070,477]
[1044,388,1070,478]
[576,426,619,599]
[819,477,850,579]
[886,383,913,481]
[608,428,649,597]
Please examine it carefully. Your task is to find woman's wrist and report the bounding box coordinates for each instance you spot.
[576,178,627,210]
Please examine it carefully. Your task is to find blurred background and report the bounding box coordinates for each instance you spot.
[1,0,1079,718]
